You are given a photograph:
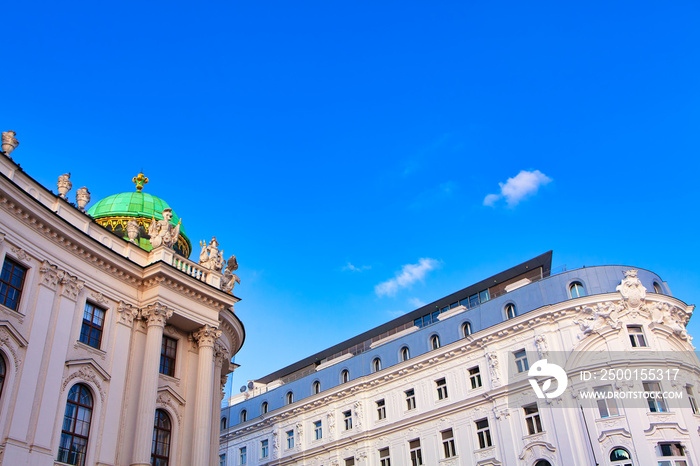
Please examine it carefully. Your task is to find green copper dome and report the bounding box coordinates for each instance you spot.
[87,181,192,258]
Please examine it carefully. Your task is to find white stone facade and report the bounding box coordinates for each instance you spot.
[221,265,699,466]
[0,152,245,465]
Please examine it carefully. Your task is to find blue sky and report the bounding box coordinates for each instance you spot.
[5,1,700,400]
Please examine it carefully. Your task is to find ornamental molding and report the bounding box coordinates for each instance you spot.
[117,301,139,326]
[38,260,85,299]
[62,359,110,403]
[142,274,229,312]
[0,192,141,286]
[518,440,557,462]
[9,247,30,263]
[644,422,690,437]
[141,302,174,327]
[192,324,221,348]
[0,321,28,373]
[617,269,646,309]
[156,386,185,425]
[89,291,109,305]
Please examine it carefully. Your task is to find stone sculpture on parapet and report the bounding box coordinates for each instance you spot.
[199,237,225,271]
[148,208,181,249]
[221,255,240,292]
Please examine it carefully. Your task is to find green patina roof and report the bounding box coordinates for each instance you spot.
[87,191,191,254]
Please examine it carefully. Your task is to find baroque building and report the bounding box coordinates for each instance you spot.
[0,133,244,466]
[220,252,700,466]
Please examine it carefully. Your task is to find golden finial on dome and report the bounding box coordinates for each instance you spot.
[132,172,149,192]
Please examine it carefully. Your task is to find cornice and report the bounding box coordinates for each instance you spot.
[142,267,236,313]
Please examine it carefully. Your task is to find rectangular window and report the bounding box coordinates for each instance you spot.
[405,389,416,410]
[436,378,448,400]
[441,429,456,458]
[379,447,391,466]
[644,382,668,412]
[658,442,687,466]
[376,399,386,420]
[160,335,177,376]
[409,439,423,466]
[687,386,698,415]
[469,294,479,308]
[343,410,353,430]
[469,366,482,389]
[479,289,490,304]
[475,419,492,449]
[314,420,322,440]
[0,258,27,311]
[628,325,648,347]
[593,385,619,418]
[239,447,246,465]
[514,349,529,373]
[219,454,226,466]
[261,439,268,458]
[345,458,355,466]
[286,430,294,449]
[524,404,543,435]
[79,302,106,349]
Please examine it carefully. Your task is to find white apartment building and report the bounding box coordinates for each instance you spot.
[221,253,699,466]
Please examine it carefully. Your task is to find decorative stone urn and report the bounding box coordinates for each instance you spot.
[57,173,72,199]
[1,131,18,157]
[126,220,140,243]
[76,187,91,211]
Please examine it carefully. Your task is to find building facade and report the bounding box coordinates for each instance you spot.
[220,253,699,466]
[0,135,245,466]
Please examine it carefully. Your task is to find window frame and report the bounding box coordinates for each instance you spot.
[441,428,456,459]
[79,302,106,350]
[151,409,172,466]
[462,321,472,337]
[469,366,482,389]
[340,369,350,384]
[593,385,619,418]
[0,257,27,312]
[312,380,321,395]
[343,410,353,430]
[514,349,529,373]
[430,334,440,350]
[286,429,294,449]
[609,446,633,466]
[239,409,247,423]
[405,388,416,411]
[475,418,492,449]
[686,385,698,415]
[261,439,269,458]
[505,303,517,320]
[523,403,544,435]
[57,384,93,466]
[159,335,178,377]
[436,378,448,400]
[653,281,663,294]
[261,401,268,414]
[376,399,386,420]
[400,346,410,362]
[409,438,423,466]
[239,446,247,465]
[286,391,294,405]
[628,325,648,348]
[372,357,381,372]
[643,381,668,412]
[313,420,322,440]
[379,447,391,466]
[569,281,586,298]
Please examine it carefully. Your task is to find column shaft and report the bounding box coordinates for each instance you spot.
[191,325,221,466]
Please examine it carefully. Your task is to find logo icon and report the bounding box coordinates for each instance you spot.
[528,359,567,399]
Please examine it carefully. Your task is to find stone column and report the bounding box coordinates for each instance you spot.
[131,303,173,466]
[210,344,228,466]
[191,325,221,466]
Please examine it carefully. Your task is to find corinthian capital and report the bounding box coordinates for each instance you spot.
[192,324,221,348]
[141,302,174,327]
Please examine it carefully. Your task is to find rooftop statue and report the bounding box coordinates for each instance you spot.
[199,237,224,271]
[1,131,18,157]
[221,255,240,292]
[148,208,181,249]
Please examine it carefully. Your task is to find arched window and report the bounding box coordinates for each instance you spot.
[151,409,171,466]
[221,417,227,430]
[462,322,472,337]
[286,391,294,405]
[372,358,381,372]
[312,380,321,394]
[261,401,268,414]
[653,281,663,294]
[610,447,633,466]
[569,281,586,298]
[534,461,552,466]
[400,346,410,362]
[57,384,93,466]
[505,303,517,319]
[0,355,5,398]
[240,409,247,423]
[430,334,440,350]
[340,369,350,384]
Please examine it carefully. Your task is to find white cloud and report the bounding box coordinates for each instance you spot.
[343,262,371,272]
[483,170,552,207]
[375,258,440,297]
[408,297,426,308]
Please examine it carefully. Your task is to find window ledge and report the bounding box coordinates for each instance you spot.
[74,340,106,358]
[159,373,181,385]
[523,431,546,441]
